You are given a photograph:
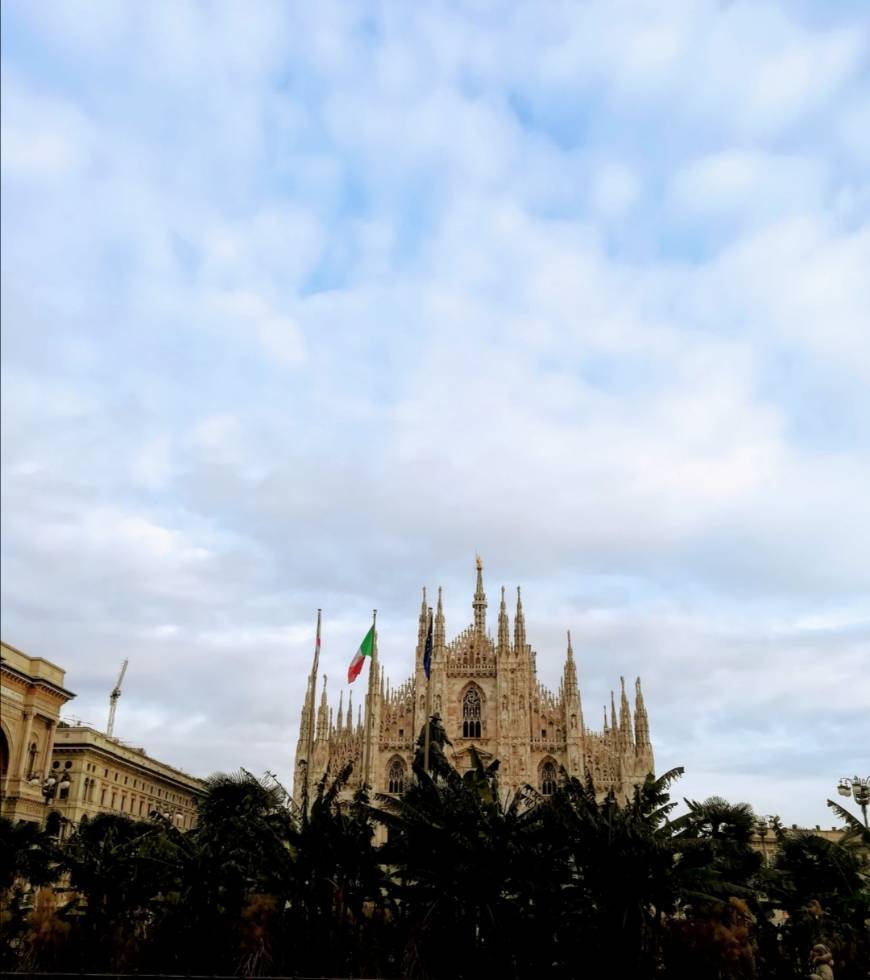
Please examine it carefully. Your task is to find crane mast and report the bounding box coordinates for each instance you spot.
[106,658,129,738]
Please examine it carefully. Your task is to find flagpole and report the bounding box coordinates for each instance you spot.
[423,606,433,772]
[364,608,377,788]
[304,608,321,810]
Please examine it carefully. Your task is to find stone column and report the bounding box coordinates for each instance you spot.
[40,720,56,776]
[17,710,34,777]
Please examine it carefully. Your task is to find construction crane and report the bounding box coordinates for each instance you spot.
[106,659,129,738]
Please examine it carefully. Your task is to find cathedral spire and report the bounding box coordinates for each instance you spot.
[336,690,344,733]
[434,586,445,652]
[610,689,618,742]
[299,609,322,745]
[634,677,650,749]
[346,690,353,731]
[619,676,633,748]
[514,586,526,655]
[497,586,510,654]
[473,555,487,635]
[416,586,428,668]
[563,630,578,695]
[316,674,328,740]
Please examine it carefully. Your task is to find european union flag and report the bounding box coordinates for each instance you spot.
[423,608,433,679]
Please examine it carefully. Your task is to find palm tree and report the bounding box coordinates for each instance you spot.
[282,763,389,978]
[59,812,182,972]
[542,767,686,978]
[671,796,762,899]
[0,817,61,896]
[373,730,555,979]
[153,769,293,976]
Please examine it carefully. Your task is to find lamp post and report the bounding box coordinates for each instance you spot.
[837,776,869,826]
[29,772,72,833]
[755,815,779,867]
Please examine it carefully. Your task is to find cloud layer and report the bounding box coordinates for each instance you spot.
[2,0,868,826]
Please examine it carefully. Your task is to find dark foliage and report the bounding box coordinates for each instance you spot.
[1,739,867,979]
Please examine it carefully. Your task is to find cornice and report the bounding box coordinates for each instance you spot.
[0,661,76,702]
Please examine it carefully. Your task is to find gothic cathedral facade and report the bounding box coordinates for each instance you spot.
[293,560,654,802]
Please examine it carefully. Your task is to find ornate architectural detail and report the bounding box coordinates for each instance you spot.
[461,686,483,739]
[292,561,655,803]
[540,759,557,796]
[387,756,406,794]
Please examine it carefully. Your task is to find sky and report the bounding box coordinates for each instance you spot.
[1,0,868,829]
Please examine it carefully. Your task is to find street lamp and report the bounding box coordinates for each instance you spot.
[29,773,72,833]
[837,775,869,826]
[755,815,779,867]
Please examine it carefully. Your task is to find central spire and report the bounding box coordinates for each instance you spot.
[473,555,487,635]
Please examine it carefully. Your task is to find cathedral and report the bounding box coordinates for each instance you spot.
[293,560,654,802]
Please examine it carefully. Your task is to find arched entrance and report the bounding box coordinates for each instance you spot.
[0,727,9,796]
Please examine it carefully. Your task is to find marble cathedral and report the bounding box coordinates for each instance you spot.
[293,561,653,802]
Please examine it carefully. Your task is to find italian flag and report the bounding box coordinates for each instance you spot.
[347,626,374,683]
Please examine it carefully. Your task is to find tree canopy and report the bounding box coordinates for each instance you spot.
[1,738,867,979]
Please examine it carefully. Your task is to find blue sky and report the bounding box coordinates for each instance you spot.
[2,0,869,826]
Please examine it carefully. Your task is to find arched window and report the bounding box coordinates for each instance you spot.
[462,687,482,738]
[387,758,406,795]
[540,760,557,797]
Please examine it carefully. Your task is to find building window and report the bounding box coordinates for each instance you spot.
[462,686,482,739]
[540,760,557,797]
[387,758,406,794]
[101,789,107,806]
[111,793,117,809]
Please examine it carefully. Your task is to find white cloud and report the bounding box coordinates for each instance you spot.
[1,75,95,180]
[669,150,828,225]
[591,162,641,217]
[1,0,868,827]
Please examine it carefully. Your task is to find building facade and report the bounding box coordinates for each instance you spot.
[2,640,204,833]
[47,724,204,837]
[0,641,75,823]
[293,561,654,802]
